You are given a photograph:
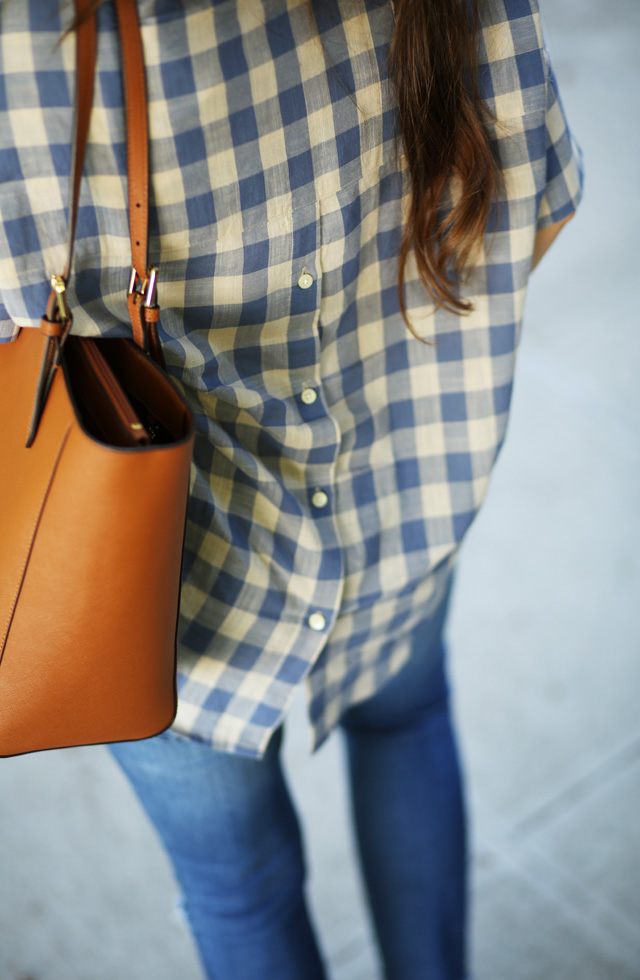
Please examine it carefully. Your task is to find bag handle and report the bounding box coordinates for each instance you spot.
[113,0,165,368]
[28,0,163,446]
[43,0,160,353]
[64,0,97,297]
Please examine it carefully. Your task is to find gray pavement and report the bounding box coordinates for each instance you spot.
[1,1,639,978]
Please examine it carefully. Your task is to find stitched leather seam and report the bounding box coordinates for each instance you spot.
[0,423,74,665]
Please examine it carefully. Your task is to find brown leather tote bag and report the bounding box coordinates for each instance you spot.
[0,0,195,757]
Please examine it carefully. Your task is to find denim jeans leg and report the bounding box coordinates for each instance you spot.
[107,724,327,980]
[339,571,470,980]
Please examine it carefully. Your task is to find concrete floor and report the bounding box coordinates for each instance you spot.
[1,1,639,978]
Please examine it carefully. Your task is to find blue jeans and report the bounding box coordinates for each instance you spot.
[107,574,469,980]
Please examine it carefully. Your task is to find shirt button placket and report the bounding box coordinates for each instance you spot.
[296,259,332,636]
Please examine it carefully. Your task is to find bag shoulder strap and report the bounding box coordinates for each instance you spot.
[42,0,161,360]
[29,0,164,447]
[65,2,98,287]
[114,0,150,288]
[39,0,96,339]
[114,0,164,366]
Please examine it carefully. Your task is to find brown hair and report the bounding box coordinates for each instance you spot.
[68,0,502,338]
[389,0,502,336]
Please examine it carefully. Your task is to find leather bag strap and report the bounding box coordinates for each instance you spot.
[39,0,96,343]
[65,1,98,285]
[113,0,149,290]
[42,0,159,351]
[28,0,163,447]
[113,0,164,366]
[27,0,98,447]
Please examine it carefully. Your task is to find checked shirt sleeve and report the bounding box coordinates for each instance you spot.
[536,42,585,230]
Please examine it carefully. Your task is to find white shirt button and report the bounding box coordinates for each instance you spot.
[297,272,314,289]
[298,272,313,289]
[301,387,317,405]
[308,611,326,631]
[311,489,328,508]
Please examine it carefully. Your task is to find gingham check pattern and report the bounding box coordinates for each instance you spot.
[0,0,583,757]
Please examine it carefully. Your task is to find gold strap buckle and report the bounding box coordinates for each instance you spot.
[128,265,159,308]
[50,274,70,322]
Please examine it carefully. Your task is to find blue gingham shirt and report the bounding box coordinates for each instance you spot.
[0,0,583,757]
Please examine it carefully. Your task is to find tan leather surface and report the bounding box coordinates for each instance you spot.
[0,330,74,662]
[114,0,150,287]
[114,0,167,360]
[39,318,64,338]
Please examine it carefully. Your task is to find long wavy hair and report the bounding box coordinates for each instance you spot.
[66,0,503,340]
